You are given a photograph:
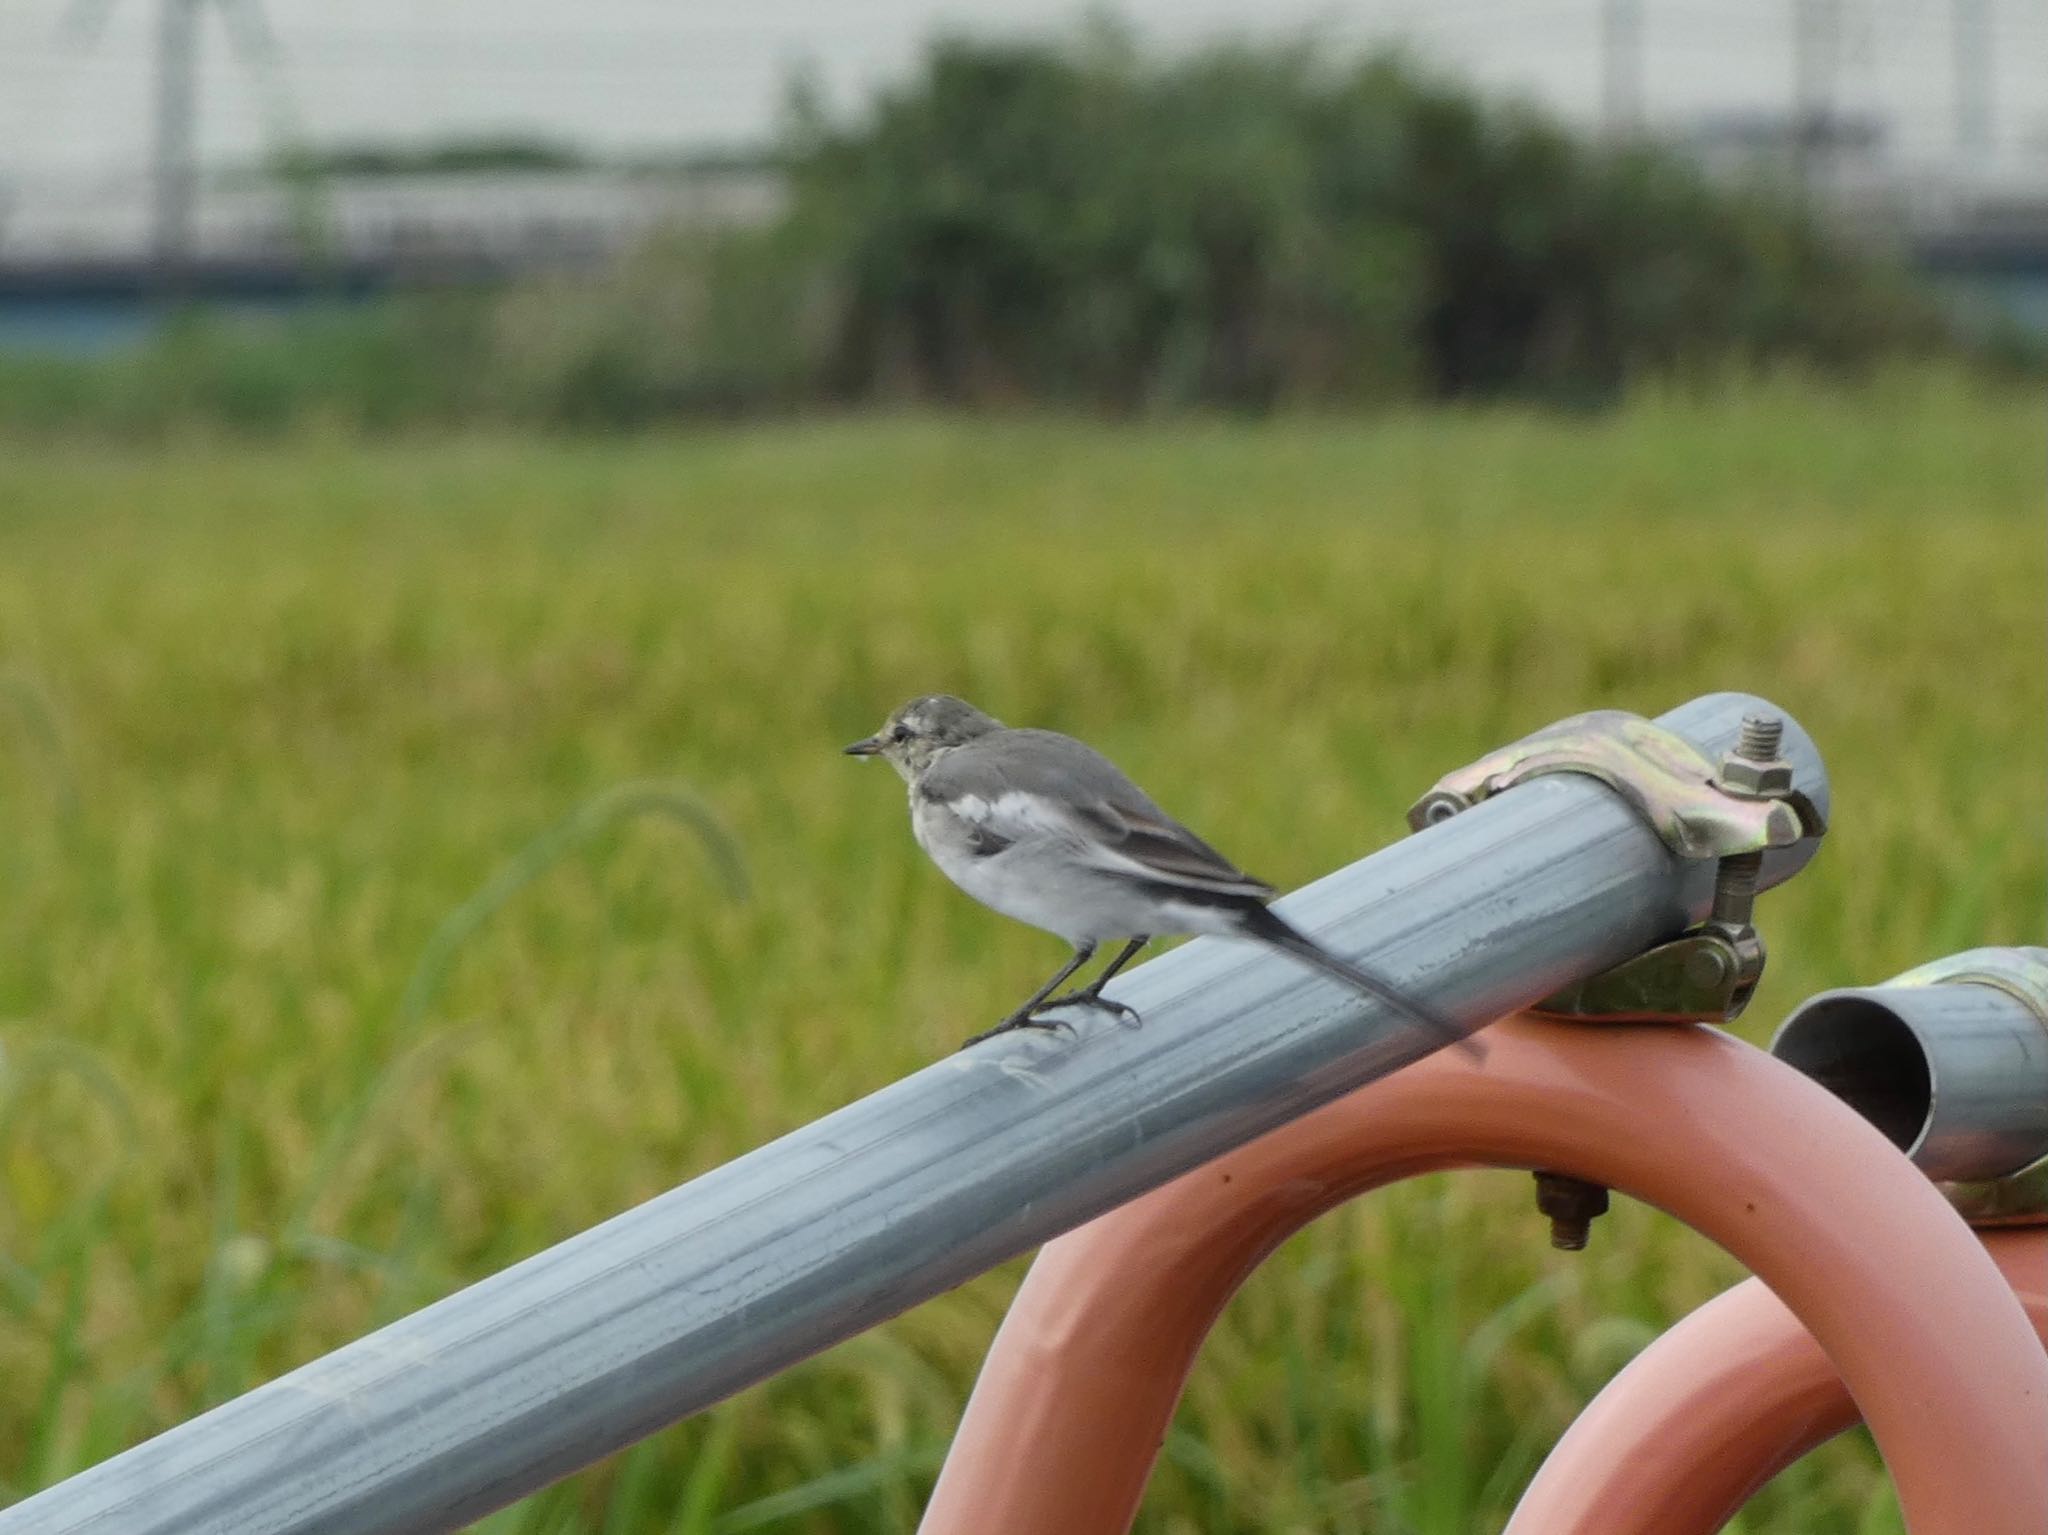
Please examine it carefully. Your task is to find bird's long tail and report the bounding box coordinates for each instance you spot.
[1237,904,1484,1059]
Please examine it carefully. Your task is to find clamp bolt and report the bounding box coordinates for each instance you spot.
[1717,712,1794,798]
[1534,1171,1611,1251]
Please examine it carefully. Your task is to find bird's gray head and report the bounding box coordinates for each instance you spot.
[844,695,1002,780]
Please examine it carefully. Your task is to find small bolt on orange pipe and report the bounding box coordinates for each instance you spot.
[919,1015,2048,1535]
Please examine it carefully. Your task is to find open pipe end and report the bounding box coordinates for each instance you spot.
[1772,982,2048,1183]
[1770,994,1933,1159]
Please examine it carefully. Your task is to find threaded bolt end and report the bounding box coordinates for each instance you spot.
[1712,850,1763,926]
[1533,1172,1610,1252]
[1736,713,1784,761]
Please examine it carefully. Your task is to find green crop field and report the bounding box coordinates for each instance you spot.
[0,369,2040,1534]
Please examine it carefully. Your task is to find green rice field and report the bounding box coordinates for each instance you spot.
[0,369,2041,1532]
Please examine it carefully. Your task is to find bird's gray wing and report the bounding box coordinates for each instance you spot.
[922,729,1276,900]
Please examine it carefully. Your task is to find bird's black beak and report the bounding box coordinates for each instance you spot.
[843,735,883,757]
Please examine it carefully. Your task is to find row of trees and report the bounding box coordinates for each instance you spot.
[784,35,1943,409]
[1,31,1971,432]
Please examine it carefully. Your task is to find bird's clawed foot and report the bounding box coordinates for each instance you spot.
[1043,990,1143,1028]
[959,1013,1076,1051]
[958,992,1145,1049]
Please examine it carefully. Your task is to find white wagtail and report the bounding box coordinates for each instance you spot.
[846,695,1478,1053]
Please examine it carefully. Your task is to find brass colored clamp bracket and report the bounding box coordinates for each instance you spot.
[1532,931,1762,1026]
[1408,709,1823,859]
[1414,708,1829,1251]
[1415,708,1829,1253]
[1945,1164,2048,1228]
[1892,948,2048,1228]
[1410,709,1827,1027]
[1887,946,2048,1020]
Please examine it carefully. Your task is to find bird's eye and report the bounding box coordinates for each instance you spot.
[890,724,911,743]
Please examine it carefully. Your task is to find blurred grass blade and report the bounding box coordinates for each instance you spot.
[394,780,747,1033]
[0,673,80,820]
[712,1446,944,1533]
[668,1415,738,1535]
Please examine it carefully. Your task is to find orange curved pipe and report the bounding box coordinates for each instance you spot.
[1506,1228,2048,1535]
[918,1014,2048,1535]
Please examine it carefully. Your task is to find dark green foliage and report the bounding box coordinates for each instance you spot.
[791,34,1946,407]
[792,40,1430,407]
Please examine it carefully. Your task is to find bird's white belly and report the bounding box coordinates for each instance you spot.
[911,793,1226,944]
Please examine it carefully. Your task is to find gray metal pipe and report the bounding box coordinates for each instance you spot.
[1770,948,2048,1182]
[0,693,1827,1535]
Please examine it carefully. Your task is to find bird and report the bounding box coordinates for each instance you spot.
[844,694,1479,1054]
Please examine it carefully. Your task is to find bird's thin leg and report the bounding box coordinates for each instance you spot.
[1045,936,1149,1026]
[1087,937,1149,992]
[961,943,1097,1048]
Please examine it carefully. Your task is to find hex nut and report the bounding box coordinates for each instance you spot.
[1717,757,1794,796]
